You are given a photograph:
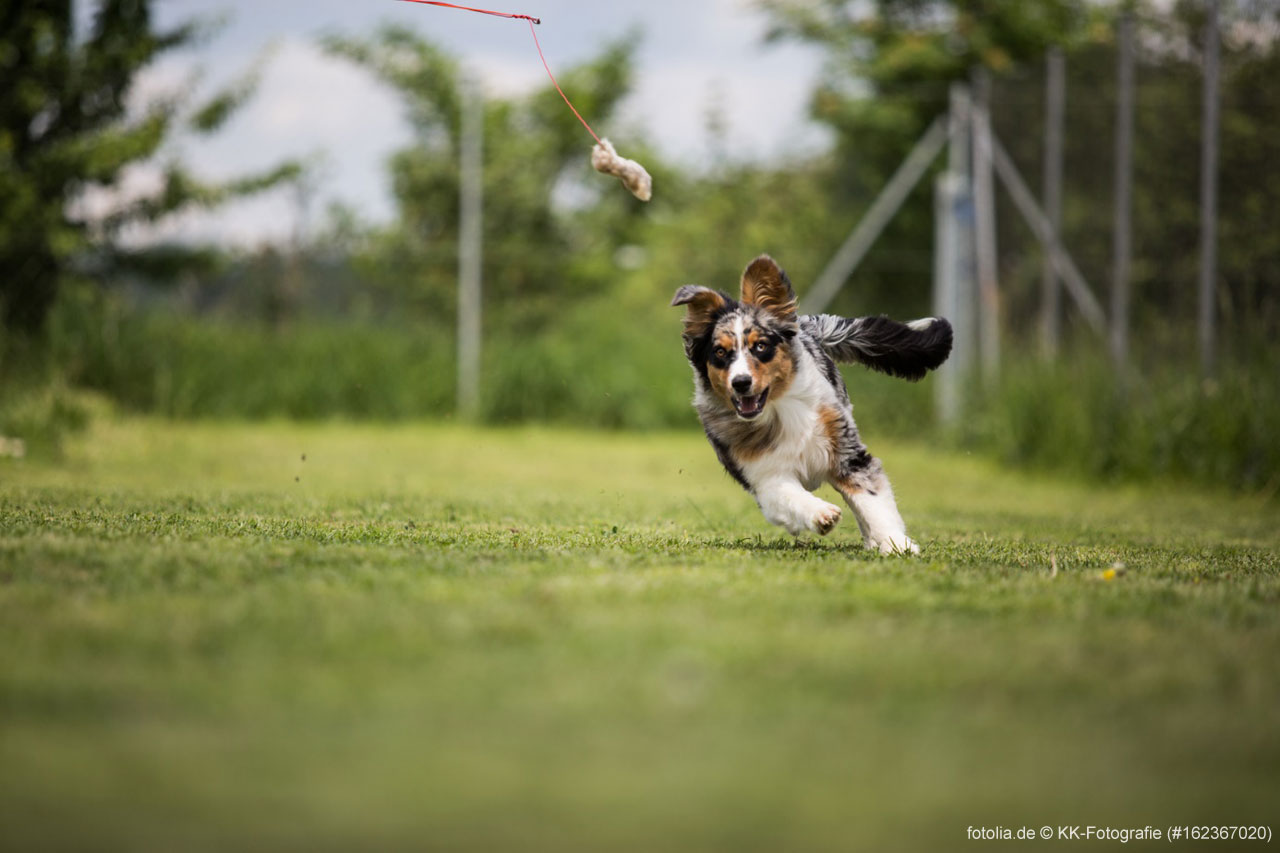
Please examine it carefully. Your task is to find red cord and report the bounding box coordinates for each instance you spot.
[525,18,601,144]
[398,0,539,25]
[400,0,603,145]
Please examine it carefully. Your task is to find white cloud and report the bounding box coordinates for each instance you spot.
[118,0,829,246]
[115,39,411,246]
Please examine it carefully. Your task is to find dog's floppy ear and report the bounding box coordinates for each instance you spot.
[672,284,729,326]
[740,255,797,323]
[671,285,730,353]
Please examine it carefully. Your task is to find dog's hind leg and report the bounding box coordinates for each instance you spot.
[830,457,918,554]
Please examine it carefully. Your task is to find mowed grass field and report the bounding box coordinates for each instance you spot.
[2,418,1278,851]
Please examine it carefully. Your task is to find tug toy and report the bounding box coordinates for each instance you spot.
[591,138,652,201]
[400,0,654,201]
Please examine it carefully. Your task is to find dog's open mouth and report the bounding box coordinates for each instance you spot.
[732,388,769,419]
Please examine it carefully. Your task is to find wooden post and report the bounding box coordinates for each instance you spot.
[1198,0,1220,379]
[1110,12,1135,375]
[457,76,483,420]
[1041,47,1065,358]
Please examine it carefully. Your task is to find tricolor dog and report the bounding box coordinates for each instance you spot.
[672,255,952,553]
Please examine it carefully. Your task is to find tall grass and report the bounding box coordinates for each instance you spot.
[18,287,944,436]
[6,290,1274,494]
[45,296,455,420]
[478,288,940,436]
[958,350,1280,493]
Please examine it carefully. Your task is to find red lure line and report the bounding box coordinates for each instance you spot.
[398,0,539,25]
[398,0,602,144]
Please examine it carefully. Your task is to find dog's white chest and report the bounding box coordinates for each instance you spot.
[773,396,834,490]
[740,378,838,492]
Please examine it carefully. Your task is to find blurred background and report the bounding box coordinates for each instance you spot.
[1,0,1277,494]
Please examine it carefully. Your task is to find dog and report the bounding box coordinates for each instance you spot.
[672,255,952,553]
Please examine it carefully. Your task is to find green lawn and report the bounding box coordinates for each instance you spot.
[2,418,1277,851]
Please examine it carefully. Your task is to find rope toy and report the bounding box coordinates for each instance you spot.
[400,0,654,201]
[591,138,652,201]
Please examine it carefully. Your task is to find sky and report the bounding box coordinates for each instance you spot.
[108,0,832,247]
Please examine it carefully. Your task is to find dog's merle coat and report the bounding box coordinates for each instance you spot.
[672,255,952,553]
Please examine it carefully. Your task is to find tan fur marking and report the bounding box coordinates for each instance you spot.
[740,256,797,321]
[820,406,862,497]
[707,361,731,405]
[831,476,863,499]
[759,340,794,402]
[705,332,737,408]
[672,286,728,350]
[819,406,844,453]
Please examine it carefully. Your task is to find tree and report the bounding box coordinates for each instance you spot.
[0,0,301,336]
[760,0,1279,350]
[322,24,650,331]
[757,0,1097,318]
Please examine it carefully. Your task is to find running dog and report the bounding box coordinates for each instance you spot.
[672,255,952,553]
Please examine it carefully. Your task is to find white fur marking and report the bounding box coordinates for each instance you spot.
[906,317,937,331]
[845,486,918,554]
[738,344,841,494]
[755,477,842,536]
[728,316,752,390]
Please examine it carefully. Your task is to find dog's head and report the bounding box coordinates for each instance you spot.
[671,255,798,421]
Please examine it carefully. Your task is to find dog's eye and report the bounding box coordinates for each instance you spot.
[714,346,727,359]
[753,341,770,355]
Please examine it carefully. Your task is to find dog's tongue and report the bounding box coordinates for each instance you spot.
[738,394,763,416]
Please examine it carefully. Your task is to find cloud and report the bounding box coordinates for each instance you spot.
[119,39,412,246]
[122,0,829,246]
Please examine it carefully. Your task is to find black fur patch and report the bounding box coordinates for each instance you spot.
[706,429,750,491]
[686,297,738,383]
[805,315,953,381]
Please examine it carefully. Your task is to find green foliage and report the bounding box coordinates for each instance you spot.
[25,274,1274,495]
[5,2,1275,500]
[0,0,300,335]
[757,0,1101,319]
[45,294,454,420]
[958,348,1280,492]
[0,381,94,461]
[990,3,1280,345]
[188,53,269,133]
[759,0,1280,345]
[2,421,1277,848]
[322,26,650,331]
[762,0,1094,80]
[31,265,942,440]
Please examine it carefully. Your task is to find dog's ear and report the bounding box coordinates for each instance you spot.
[740,255,797,323]
[671,285,730,355]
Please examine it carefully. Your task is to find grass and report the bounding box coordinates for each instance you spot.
[33,295,1278,486]
[1,418,1278,851]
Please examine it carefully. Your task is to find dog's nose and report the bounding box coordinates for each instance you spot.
[731,375,753,394]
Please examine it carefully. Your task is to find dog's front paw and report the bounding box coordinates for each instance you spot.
[865,531,919,555]
[809,502,842,536]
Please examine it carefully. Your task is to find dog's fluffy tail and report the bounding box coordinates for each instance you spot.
[804,314,953,381]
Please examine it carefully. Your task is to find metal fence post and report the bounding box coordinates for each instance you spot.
[934,83,975,425]
[457,75,483,420]
[1041,47,1065,358]
[1110,12,1135,376]
[1198,0,1220,379]
[972,68,1000,384]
